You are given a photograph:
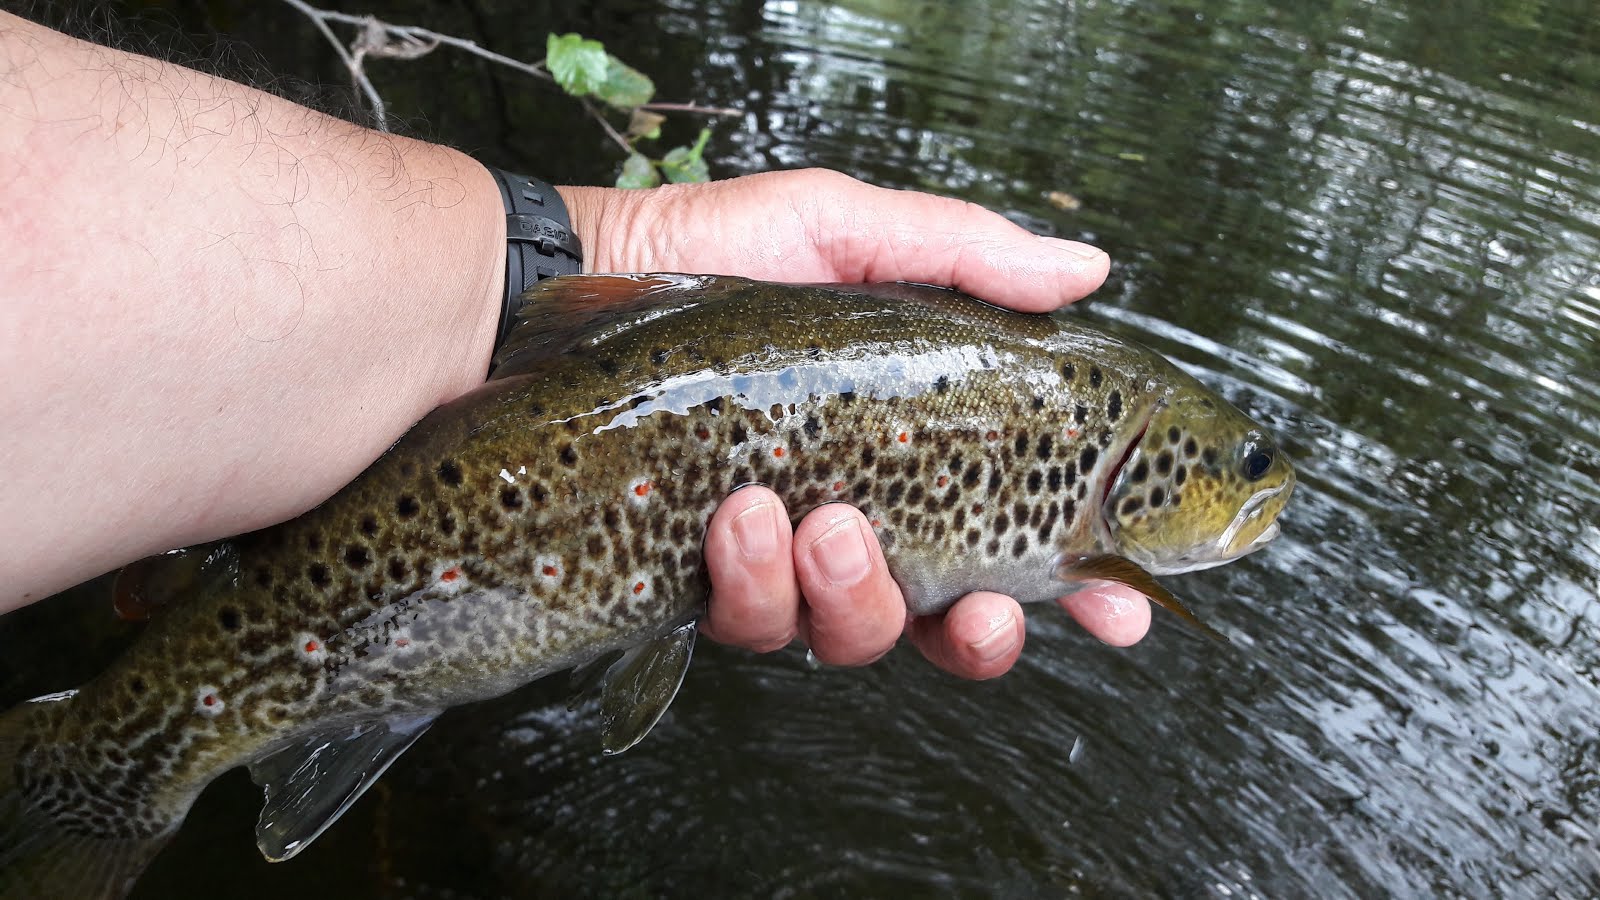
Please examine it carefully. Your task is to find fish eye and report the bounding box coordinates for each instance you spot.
[1242,446,1275,482]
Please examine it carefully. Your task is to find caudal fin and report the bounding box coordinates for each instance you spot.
[0,695,174,900]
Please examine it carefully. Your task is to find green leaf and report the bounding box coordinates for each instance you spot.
[598,56,655,109]
[546,33,609,98]
[627,109,666,141]
[616,152,661,189]
[660,128,712,184]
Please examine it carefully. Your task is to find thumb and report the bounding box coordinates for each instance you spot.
[809,170,1111,312]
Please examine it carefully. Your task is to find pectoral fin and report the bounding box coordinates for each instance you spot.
[248,712,437,862]
[598,621,697,756]
[1059,555,1230,644]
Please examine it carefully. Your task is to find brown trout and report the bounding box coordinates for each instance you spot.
[0,275,1293,898]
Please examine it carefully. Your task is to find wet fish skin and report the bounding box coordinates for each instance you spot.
[0,274,1292,898]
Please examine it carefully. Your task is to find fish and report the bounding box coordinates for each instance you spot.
[0,274,1294,898]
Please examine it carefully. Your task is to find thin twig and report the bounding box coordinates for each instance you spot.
[280,0,391,130]
[581,99,635,155]
[287,2,553,82]
[638,101,741,117]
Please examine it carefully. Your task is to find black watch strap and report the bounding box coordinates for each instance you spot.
[483,166,584,352]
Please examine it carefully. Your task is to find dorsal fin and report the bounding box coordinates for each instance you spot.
[248,712,437,862]
[111,542,237,621]
[490,274,733,380]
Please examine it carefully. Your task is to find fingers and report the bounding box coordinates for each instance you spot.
[1058,583,1151,647]
[700,486,799,652]
[906,592,1026,680]
[811,170,1112,312]
[791,505,908,665]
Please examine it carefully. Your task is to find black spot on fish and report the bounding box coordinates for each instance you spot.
[963,462,982,487]
[603,507,620,530]
[530,402,545,416]
[1184,437,1199,457]
[995,512,1010,534]
[1027,470,1043,493]
[254,567,273,588]
[1048,467,1063,491]
[903,457,921,478]
[399,461,416,478]
[1131,460,1149,482]
[438,512,456,535]
[344,545,371,569]
[1063,498,1077,522]
[730,422,748,444]
[1099,430,1113,448]
[1175,467,1188,485]
[1014,433,1029,457]
[1202,447,1219,468]
[966,528,981,547]
[305,533,322,552]
[886,481,906,506]
[559,444,578,466]
[1012,535,1029,558]
[1036,434,1053,460]
[1157,451,1174,475]
[862,446,876,467]
[531,483,549,504]
[1062,362,1076,382]
[307,563,331,588]
[389,557,407,581]
[1079,446,1099,473]
[130,677,146,696]
[1168,427,1181,444]
[501,488,523,510]
[1032,395,1045,411]
[360,516,379,537]
[839,390,857,404]
[935,375,951,393]
[806,344,824,359]
[437,460,464,486]
[651,348,669,365]
[804,415,822,439]
[1120,497,1144,516]
[586,534,606,557]
[596,357,620,376]
[706,397,724,414]
[987,469,1003,494]
[1150,487,1167,508]
[987,537,1001,556]
[1107,390,1123,421]
[1089,366,1103,388]
[1075,404,1089,425]
[218,607,241,631]
[906,484,926,505]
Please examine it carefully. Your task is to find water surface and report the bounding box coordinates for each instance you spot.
[6,0,1599,896]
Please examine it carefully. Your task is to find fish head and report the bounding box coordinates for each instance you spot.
[1100,389,1294,575]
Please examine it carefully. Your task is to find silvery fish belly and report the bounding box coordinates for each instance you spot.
[0,274,1294,899]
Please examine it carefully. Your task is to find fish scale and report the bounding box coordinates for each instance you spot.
[0,274,1293,900]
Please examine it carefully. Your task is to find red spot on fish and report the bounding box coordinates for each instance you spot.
[937,475,949,488]
[634,481,652,496]
[395,638,411,648]
[202,694,217,707]
[304,640,320,653]
[986,430,999,441]
[832,481,846,492]
[440,568,460,583]
[871,518,883,528]
[1067,428,1079,438]
[971,503,984,514]
[542,564,559,577]
[695,425,711,440]
[633,581,646,594]
[897,432,909,443]
[773,447,786,458]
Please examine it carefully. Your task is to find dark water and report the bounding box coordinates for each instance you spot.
[6,0,1600,896]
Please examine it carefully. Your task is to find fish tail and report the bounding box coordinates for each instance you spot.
[0,696,173,900]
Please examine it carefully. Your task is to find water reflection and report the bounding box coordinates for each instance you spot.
[7,0,1600,895]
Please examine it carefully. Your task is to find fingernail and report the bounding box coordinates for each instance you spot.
[811,517,870,586]
[970,610,1018,662]
[731,501,779,560]
[1038,235,1105,260]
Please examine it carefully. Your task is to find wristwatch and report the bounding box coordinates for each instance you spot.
[482,166,584,352]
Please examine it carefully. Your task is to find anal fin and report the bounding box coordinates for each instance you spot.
[598,621,697,756]
[248,712,437,862]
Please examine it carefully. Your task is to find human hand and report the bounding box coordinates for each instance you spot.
[559,170,1151,677]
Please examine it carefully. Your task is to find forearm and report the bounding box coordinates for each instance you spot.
[0,12,505,609]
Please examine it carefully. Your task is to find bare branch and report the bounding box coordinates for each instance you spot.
[280,0,391,130]
[638,101,742,117]
[582,99,634,155]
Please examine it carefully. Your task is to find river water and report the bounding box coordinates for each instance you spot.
[5,0,1598,896]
